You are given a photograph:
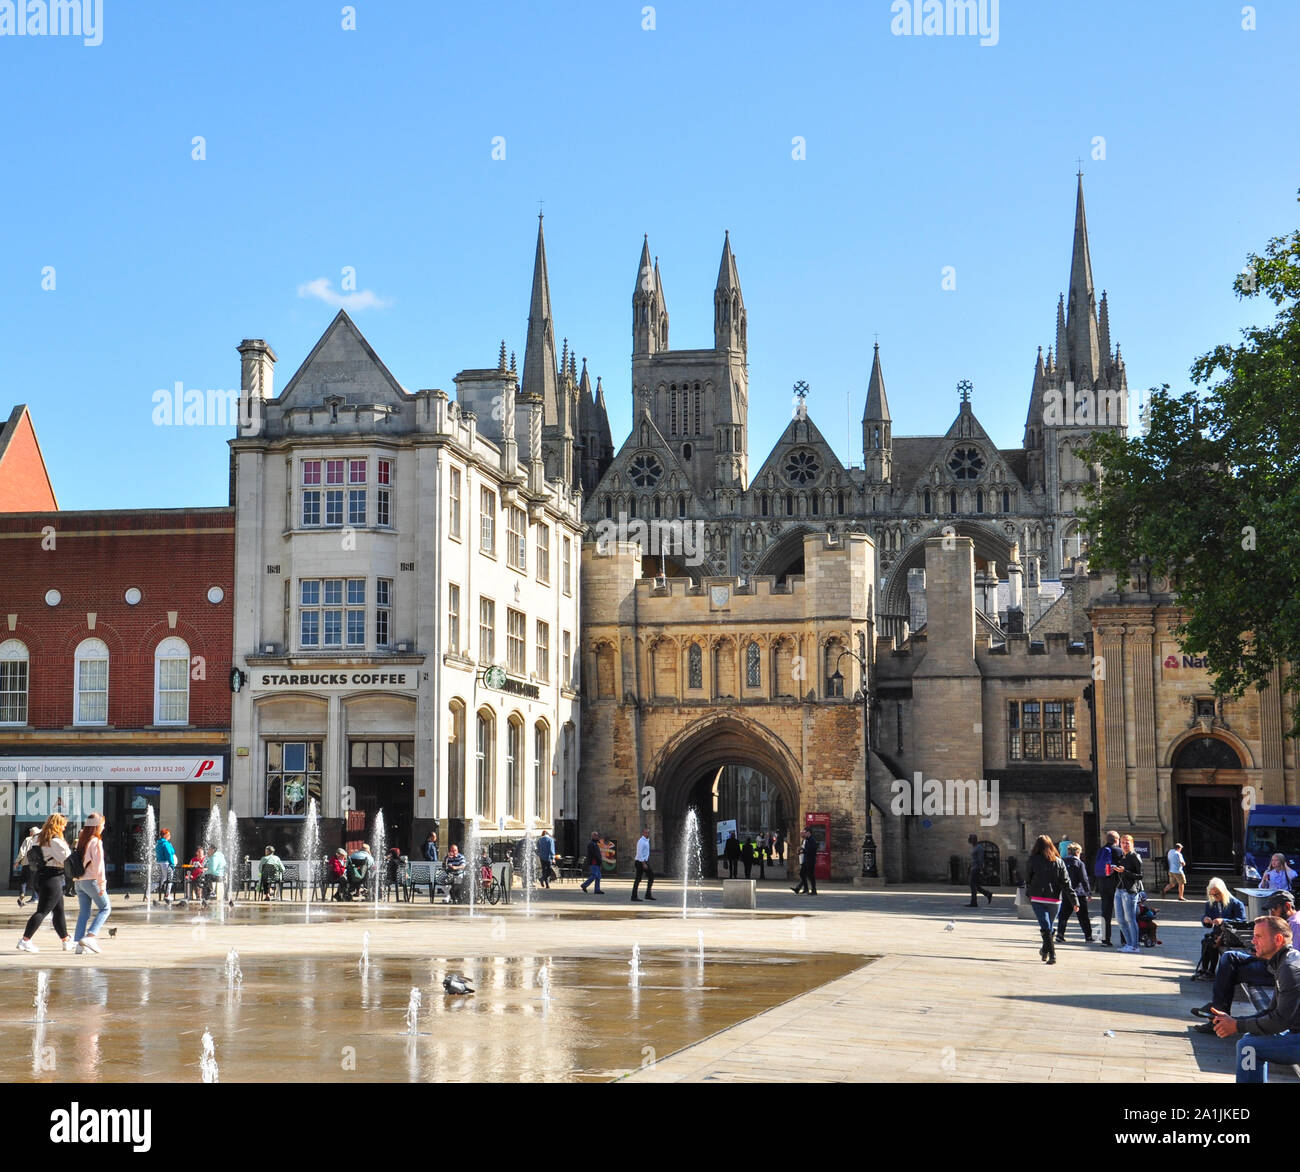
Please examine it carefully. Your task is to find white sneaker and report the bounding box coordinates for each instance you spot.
[62,939,76,952]
[16,938,38,953]
[80,937,102,954]
[75,944,85,955]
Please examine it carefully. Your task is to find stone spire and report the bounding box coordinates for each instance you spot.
[1054,294,1067,377]
[863,342,890,423]
[862,342,892,484]
[1065,173,1103,388]
[498,339,507,371]
[522,214,561,426]
[1098,289,1112,372]
[632,235,659,356]
[653,256,669,349]
[713,230,747,352]
[1024,347,1047,484]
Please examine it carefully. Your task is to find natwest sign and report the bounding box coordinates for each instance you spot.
[250,668,415,692]
[0,757,224,782]
[1161,644,1211,676]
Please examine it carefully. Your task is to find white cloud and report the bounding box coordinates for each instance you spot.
[296,277,392,311]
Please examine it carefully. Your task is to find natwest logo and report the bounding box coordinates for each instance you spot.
[1163,650,1210,672]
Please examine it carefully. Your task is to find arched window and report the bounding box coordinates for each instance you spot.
[746,641,761,688]
[1002,489,1011,512]
[74,638,109,726]
[0,639,29,725]
[873,426,880,449]
[682,442,692,461]
[654,496,662,518]
[923,489,931,513]
[785,492,794,515]
[811,494,819,516]
[976,489,984,514]
[948,490,958,513]
[475,708,495,819]
[604,496,612,519]
[533,721,549,823]
[670,388,677,435]
[448,700,466,819]
[678,494,687,518]
[629,497,637,518]
[506,715,523,822]
[761,493,768,516]
[154,636,190,725]
[837,491,845,515]
[688,643,703,689]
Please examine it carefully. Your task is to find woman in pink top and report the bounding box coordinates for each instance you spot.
[72,812,111,954]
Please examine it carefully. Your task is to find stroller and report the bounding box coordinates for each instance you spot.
[337,855,371,901]
[1136,893,1162,946]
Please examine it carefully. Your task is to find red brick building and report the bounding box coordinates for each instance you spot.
[0,405,57,512]
[0,508,234,886]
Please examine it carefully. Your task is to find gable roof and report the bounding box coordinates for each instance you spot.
[0,404,58,512]
[591,406,710,515]
[748,411,847,489]
[276,311,409,408]
[895,408,1031,503]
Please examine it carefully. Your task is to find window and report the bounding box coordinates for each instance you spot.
[475,709,495,818]
[1002,489,1010,512]
[948,490,958,513]
[924,489,931,513]
[376,578,392,647]
[325,487,343,526]
[301,459,322,525]
[480,487,496,554]
[154,637,190,725]
[448,584,461,654]
[346,579,366,645]
[562,630,572,687]
[74,638,109,725]
[533,722,549,822]
[786,492,794,515]
[449,467,462,540]
[536,620,550,683]
[479,598,495,665]
[948,447,984,479]
[761,493,768,517]
[300,578,365,648]
[688,643,703,689]
[1008,699,1077,761]
[349,458,366,485]
[536,523,551,583]
[506,608,527,675]
[0,640,29,724]
[507,507,527,571]
[348,489,366,526]
[376,459,392,527]
[1195,697,1217,720]
[506,716,523,822]
[746,641,761,688]
[976,489,984,514]
[265,741,322,817]
[562,537,572,596]
[326,458,344,485]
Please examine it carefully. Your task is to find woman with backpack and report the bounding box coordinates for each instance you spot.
[1025,834,1070,964]
[16,814,75,953]
[72,812,111,954]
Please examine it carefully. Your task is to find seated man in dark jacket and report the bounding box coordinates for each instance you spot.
[1210,916,1300,1082]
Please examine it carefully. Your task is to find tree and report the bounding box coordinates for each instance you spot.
[1081,194,1300,736]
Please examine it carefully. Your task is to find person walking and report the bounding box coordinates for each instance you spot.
[631,827,656,901]
[966,834,993,907]
[792,827,818,895]
[741,837,755,880]
[1162,842,1188,900]
[72,812,111,955]
[535,828,556,888]
[579,830,604,894]
[724,832,741,879]
[775,829,785,864]
[15,825,40,908]
[1025,834,1069,964]
[757,835,767,881]
[16,814,75,953]
[154,828,177,904]
[1095,829,1121,946]
[1056,842,1094,942]
[1112,833,1144,953]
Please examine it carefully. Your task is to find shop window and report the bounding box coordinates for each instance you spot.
[265,741,323,817]
[533,721,549,822]
[74,638,109,726]
[0,640,29,725]
[154,637,190,725]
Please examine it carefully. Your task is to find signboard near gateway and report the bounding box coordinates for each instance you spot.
[0,758,224,783]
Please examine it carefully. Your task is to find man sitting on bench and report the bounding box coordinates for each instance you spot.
[443,844,467,903]
[259,845,285,900]
[1193,891,1300,1029]
[1208,914,1300,1082]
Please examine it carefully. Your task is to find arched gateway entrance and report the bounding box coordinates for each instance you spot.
[645,714,802,876]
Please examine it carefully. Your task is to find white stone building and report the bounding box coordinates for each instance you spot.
[228,310,583,859]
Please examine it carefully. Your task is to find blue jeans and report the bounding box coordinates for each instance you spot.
[1213,950,1272,1011]
[1031,899,1060,935]
[1115,889,1140,947]
[1236,1031,1300,1083]
[74,880,111,940]
[581,864,602,892]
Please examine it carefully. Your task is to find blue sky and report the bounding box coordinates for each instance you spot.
[1,0,1297,509]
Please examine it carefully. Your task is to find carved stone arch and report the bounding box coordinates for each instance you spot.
[880,521,1014,618]
[1166,728,1255,771]
[753,523,814,581]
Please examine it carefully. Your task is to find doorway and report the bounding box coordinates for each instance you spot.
[1178,785,1243,872]
[349,740,415,856]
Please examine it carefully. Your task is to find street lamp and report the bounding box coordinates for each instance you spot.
[831,647,878,879]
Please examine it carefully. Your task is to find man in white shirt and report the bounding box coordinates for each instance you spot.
[1162,842,1188,901]
[631,828,656,902]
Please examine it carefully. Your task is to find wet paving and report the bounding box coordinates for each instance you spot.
[0,946,868,1082]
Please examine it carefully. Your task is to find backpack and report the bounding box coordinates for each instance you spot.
[26,843,44,870]
[66,845,86,879]
[1093,845,1112,878]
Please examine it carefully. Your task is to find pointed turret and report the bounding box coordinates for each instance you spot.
[862,342,892,483]
[1098,289,1113,376]
[1025,347,1047,484]
[1064,173,1103,387]
[1054,295,1068,378]
[653,256,669,350]
[713,231,747,352]
[595,375,612,454]
[522,214,561,426]
[632,235,659,356]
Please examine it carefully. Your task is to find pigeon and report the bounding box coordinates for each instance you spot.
[944,921,956,932]
[442,973,475,995]
[108,928,117,938]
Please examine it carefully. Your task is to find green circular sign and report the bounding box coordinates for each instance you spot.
[484,666,507,689]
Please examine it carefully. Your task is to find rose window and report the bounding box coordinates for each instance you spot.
[785,450,819,484]
[948,447,984,480]
[628,453,663,487]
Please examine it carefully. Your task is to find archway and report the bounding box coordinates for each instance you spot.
[753,525,814,584]
[880,521,1014,620]
[1170,733,1247,871]
[644,714,803,877]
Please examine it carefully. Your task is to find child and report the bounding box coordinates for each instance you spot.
[1137,891,1162,946]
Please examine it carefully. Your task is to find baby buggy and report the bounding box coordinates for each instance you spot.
[336,855,371,901]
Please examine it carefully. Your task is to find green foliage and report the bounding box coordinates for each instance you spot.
[1081,194,1300,736]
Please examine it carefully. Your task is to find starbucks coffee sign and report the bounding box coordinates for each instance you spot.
[250,668,416,692]
[481,665,541,700]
